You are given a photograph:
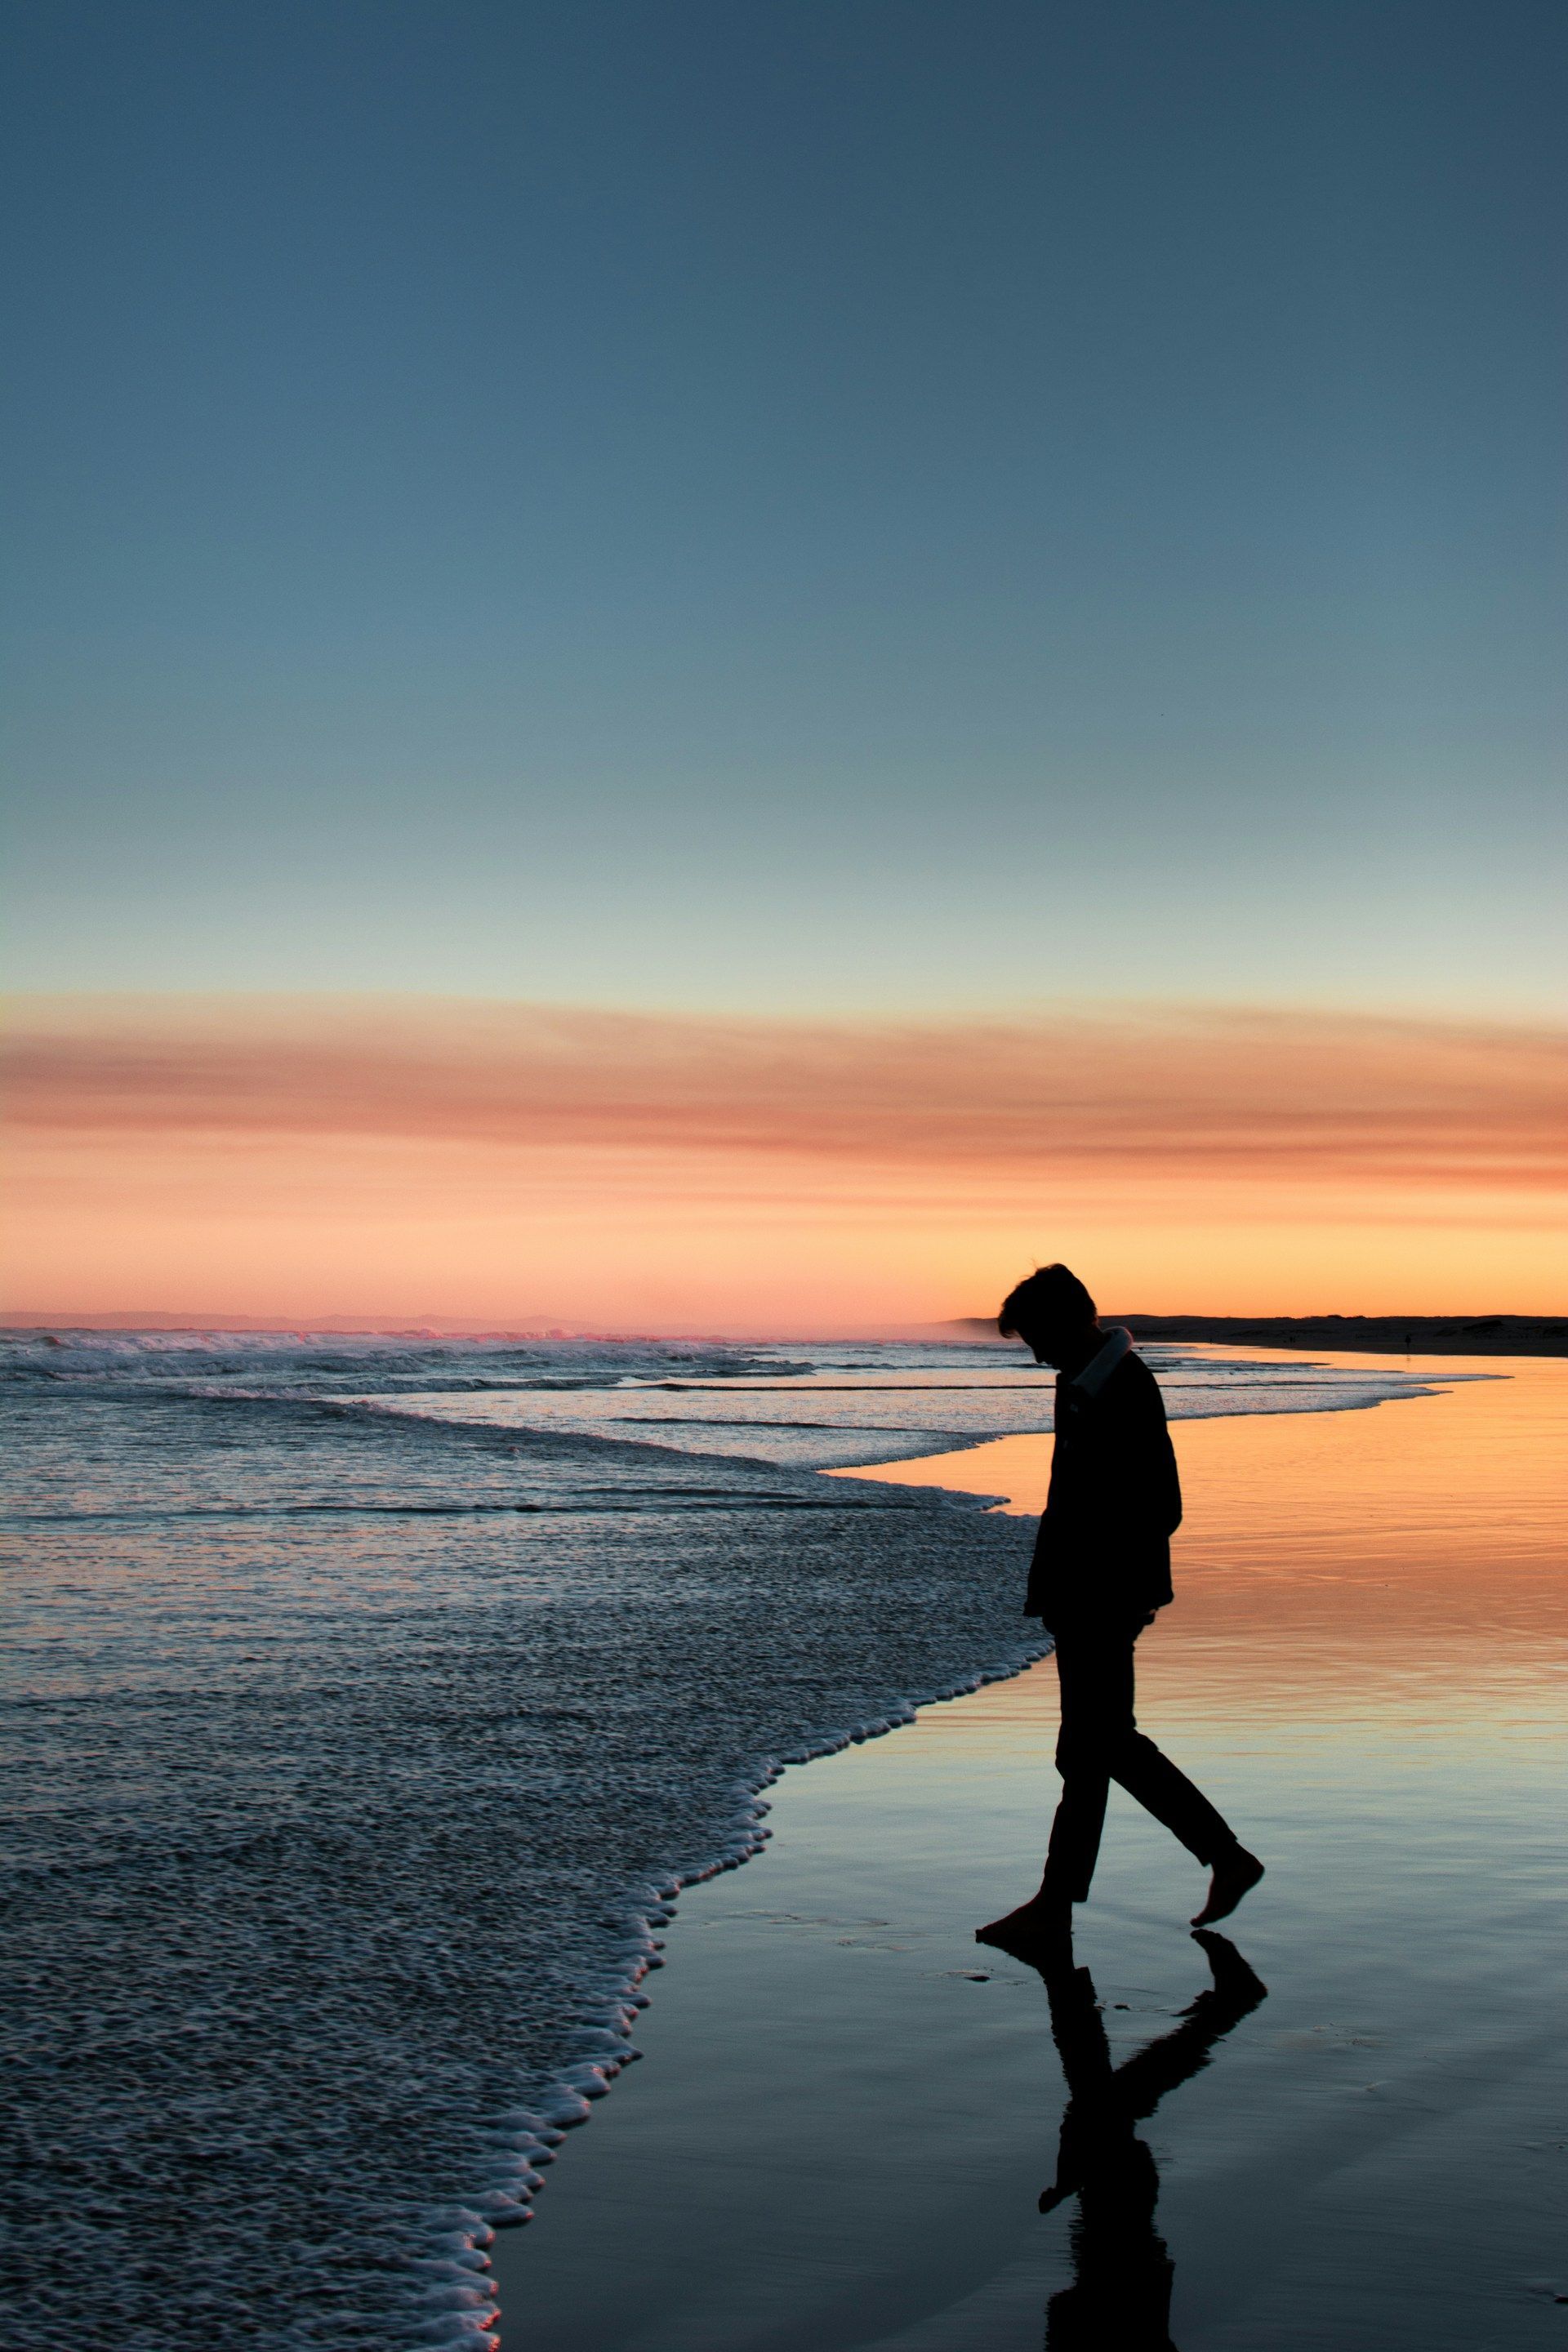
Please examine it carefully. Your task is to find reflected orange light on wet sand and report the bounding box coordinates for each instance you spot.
[494,1350,1568,2352]
[839,1352,1568,1731]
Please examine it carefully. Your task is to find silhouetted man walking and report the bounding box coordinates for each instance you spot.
[978,1264,1263,1944]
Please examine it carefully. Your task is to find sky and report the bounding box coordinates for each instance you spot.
[8,995,1564,1325]
[3,1,1565,1322]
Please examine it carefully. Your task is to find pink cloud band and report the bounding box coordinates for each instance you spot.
[7,996,1564,1194]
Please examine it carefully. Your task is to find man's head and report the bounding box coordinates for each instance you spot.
[997,1263,1098,1370]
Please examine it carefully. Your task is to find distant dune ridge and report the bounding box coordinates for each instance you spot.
[955,1314,1568,1356]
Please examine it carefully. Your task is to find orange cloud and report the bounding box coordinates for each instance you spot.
[4,996,1566,1325]
[8,996,1566,1183]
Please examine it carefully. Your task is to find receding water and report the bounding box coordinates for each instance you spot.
[496,1354,1568,2351]
[0,1331,1470,2350]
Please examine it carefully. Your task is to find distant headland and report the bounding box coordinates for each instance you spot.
[951,1314,1568,1357]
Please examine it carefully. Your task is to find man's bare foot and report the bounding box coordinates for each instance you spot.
[1191,1847,1264,1927]
[976,1891,1072,1952]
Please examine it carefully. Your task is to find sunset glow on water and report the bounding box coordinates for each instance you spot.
[9,1333,1512,2350]
[501,1356,1568,2350]
[849,1350,1568,1721]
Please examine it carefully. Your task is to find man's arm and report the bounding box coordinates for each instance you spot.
[1115,1357,1181,1538]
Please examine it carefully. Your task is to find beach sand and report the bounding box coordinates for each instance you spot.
[494,1353,1568,2349]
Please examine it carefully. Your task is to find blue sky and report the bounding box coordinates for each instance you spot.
[4,0,1563,1013]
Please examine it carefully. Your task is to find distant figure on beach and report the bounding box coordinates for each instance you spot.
[1033,1926,1268,2349]
[978,1264,1263,1944]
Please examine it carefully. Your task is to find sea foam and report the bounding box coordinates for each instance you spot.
[0,1333,1457,2348]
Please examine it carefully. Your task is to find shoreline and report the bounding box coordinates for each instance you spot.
[464,1346,1456,2266]
[491,1364,1568,2352]
[433,1619,1058,2295]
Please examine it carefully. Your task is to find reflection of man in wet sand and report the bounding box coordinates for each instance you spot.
[1033,1927,1268,2350]
[979,1265,1263,1946]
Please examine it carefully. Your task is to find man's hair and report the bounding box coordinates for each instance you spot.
[997,1263,1098,1338]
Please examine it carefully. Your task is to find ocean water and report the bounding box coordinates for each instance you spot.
[0,1331,1450,2351]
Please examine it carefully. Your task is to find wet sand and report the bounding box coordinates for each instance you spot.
[494,1354,1568,2349]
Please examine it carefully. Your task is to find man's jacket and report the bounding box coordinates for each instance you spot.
[1025,1329,1182,1632]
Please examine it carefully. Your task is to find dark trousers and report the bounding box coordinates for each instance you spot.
[1044,1625,1236,1901]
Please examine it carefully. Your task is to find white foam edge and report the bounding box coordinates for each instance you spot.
[410,1623,1054,2319]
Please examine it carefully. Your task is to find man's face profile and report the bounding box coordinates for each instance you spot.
[1013,1314,1091,1371]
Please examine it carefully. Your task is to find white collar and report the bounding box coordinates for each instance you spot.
[1071,1325,1134,1399]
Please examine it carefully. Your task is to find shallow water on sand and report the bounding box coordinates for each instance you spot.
[18,1332,1412,2350]
[0,1336,1042,2352]
[497,1356,1568,2350]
